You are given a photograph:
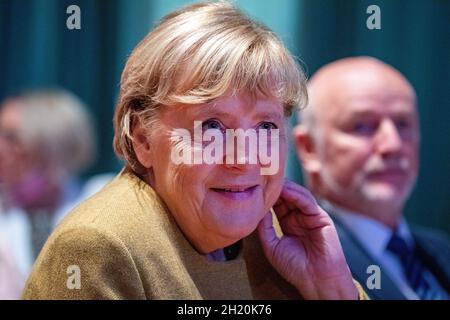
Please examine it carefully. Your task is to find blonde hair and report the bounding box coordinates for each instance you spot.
[114,1,307,172]
[16,89,95,177]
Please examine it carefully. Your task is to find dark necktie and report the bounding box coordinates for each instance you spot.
[386,233,437,299]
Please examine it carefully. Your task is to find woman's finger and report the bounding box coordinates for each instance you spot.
[280,180,322,216]
[257,211,280,259]
[272,197,290,220]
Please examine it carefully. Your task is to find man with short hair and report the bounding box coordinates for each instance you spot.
[294,56,450,299]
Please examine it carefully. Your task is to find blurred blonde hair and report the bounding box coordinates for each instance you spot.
[17,89,95,178]
[113,1,307,173]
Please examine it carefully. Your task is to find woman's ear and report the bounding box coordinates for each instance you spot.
[293,125,322,173]
[131,117,153,169]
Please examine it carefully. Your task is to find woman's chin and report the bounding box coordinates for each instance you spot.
[215,218,261,243]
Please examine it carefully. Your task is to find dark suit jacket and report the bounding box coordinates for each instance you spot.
[331,213,450,300]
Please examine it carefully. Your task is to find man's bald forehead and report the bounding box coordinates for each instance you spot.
[302,57,416,127]
[311,56,407,83]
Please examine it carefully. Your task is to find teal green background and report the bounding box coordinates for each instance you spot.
[0,0,449,235]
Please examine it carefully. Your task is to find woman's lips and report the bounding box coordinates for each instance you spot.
[210,185,258,200]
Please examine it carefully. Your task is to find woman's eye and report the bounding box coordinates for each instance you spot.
[202,119,224,132]
[258,122,278,131]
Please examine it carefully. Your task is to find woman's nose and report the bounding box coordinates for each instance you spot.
[222,130,259,172]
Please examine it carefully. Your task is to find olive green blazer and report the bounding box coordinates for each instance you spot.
[22,169,302,299]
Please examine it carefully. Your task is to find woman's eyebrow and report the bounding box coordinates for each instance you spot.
[188,108,235,121]
[187,104,283,121]
[255,111,283,122]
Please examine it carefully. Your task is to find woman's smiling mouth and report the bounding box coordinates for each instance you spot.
[210,185,259,200]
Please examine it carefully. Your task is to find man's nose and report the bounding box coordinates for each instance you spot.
[375,119,403,155]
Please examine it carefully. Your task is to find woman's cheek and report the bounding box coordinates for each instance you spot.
[263,175,283,210]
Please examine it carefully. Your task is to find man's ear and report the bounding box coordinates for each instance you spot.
[293,125,322,173]
[131,118,153,169]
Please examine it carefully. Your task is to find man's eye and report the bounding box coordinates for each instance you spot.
[352,121,377,135]
[395,119,411,130]
[202,119,224,132]
[0,130,20,145]
[257,122,278,131]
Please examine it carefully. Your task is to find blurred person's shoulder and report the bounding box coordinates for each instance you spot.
[0,205,33,275]
[0,236,25,299]
[55,168,168,240]
[52,172,116,227]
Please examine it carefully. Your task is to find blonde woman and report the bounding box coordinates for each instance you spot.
[23,2,365,300]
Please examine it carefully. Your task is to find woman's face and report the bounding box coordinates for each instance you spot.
[144,91,287,253]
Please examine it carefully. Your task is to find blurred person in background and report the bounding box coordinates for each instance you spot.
[0,89,97,263]
[294,56,450,299]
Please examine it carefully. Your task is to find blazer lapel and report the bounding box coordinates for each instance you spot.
[331,215,406,300]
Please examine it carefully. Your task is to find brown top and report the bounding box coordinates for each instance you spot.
[22,169,300,299]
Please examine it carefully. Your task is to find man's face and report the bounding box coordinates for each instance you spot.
[0,101,28,187]
[313,69,419,219]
